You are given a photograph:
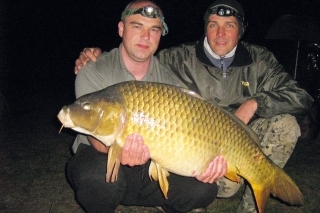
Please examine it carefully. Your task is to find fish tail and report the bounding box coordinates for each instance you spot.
[251,184,271,213]
[270,166,304,206]
[251,166,303,213]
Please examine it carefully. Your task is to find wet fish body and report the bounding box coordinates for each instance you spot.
[58,81,303,213]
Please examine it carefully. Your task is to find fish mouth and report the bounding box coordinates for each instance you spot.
[57,108,75,128]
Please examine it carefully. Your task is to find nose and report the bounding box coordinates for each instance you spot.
[141,29,150,40]
[216,27,226,37]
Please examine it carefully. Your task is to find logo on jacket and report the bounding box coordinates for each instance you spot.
[241,81,250,87]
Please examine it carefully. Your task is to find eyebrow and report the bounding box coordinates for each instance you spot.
[129,21,162,30]
[208,20,238,25]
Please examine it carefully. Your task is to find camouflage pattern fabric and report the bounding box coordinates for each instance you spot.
[216,114,301,213]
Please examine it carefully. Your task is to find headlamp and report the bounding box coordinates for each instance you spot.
[121,5,169,36]
[204,5,244,23]
[217,7,236,16]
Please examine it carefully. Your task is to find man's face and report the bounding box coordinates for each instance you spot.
[206,14,240,57]
[118,12,162,62]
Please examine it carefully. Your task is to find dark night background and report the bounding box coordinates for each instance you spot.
[1,0,320,117]
[1,1,320,212]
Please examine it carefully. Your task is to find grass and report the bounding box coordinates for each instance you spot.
[0,101,319,213]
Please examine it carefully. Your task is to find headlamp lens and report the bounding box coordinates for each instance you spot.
[144,5,158,17]
[121,5,168,36]
[215,6,236,17]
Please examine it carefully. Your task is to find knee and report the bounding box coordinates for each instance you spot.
[271,114,301,143]
[253,114,301,145]
[191,182,217,202]
[172,183,217,212]
[273,114,300,133]
[66,146,111,189]
[67,158,104,190]
[166,175,217,211]
[68,160,126,212]
[257,114,300,168]
[277,114,299,126]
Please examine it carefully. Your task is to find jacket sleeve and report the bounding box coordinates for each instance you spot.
[252,48,314,120]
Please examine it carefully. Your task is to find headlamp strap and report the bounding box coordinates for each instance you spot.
[121,5,168,36]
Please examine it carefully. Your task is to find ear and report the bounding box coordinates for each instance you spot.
[118,21,124,37]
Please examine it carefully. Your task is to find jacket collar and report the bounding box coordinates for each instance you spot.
[196,35,253,67]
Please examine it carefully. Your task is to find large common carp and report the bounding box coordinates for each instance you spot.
[58,81,303,213]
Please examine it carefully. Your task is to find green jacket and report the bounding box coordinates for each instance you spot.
[157,36,314,121]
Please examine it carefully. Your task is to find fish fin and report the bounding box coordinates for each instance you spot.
[106,143,122,182]
[180,88,206,100]
[251,166,304,213]
[251,184,271,213]
[225,171,241,183]
[149,161,159,181]
[270,166,304,206]
[148,161,170,199]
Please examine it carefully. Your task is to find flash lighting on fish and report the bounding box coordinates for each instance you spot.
[132,112,162,129]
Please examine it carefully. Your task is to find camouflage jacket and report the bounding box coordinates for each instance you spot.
[157,36,314,121]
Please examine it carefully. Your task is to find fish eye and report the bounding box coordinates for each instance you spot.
[83,103,91,110]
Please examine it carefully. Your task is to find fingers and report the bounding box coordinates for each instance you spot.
[142,142,151,162]
[83,47,100,62]
[74,52,88,74]
[74,48,101,74]
[74,58,84,74]
[93,48,102,57]
[208,155,227,183]
[195,155,227,184]
[80,51,90,62]
[121,133,150,166]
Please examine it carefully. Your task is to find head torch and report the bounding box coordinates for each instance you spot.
[203,4,247,37]
[204,5,244,23]
[121,5,169,36]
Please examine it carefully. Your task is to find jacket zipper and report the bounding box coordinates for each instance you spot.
[220,57,227,98]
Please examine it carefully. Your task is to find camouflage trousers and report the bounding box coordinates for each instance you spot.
[216,114,301,213]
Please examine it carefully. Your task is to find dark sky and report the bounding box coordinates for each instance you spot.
[1,0,320,112]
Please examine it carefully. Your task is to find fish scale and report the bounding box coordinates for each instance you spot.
[120,83,216,173]
[58,81,303,213]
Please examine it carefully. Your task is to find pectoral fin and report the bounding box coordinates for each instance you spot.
[106,143,122,182]
[148,161,170,199]
[149,161,159,181]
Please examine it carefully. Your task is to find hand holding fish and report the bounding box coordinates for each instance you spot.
[121,133,150,166]
[121,132,227,183]
[195,155,227,184]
